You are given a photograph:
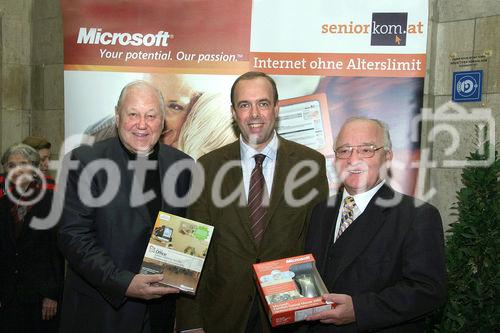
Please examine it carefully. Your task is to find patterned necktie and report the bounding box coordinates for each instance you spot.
[336,196,356,241]
[248,154,269,244]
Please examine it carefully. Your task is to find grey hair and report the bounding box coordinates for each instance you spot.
[115,80,166,116]
[1,143,41,168]
[335,116,392,150]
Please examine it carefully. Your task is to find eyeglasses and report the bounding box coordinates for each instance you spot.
[334,145,385,159]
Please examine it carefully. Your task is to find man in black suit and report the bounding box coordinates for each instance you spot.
[57,81,192,333]
[303,117,446,332]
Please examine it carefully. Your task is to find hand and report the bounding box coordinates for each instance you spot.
[305,293,355,325]
[125,274,180,300]
[41,298,57,320]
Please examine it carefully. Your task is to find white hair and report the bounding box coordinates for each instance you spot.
[177,92,237,159]
[1,143,40,168]
[335,116,392,150]
[115,80,165,116]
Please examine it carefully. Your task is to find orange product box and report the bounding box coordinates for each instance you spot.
[253,254,332,327]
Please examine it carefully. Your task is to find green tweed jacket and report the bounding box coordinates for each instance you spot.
[176,137,329,333]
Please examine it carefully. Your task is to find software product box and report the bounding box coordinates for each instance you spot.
[140,211,214,294]
[253,254,332,327]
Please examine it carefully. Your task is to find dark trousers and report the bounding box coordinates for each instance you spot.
[246,295,263,333]
[142,301,176,333]
[0,298,43,333]
[40,313,61,333]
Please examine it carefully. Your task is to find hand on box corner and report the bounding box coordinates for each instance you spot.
[126,273,180,300]
[305,293,355,325]
[41,297,58,320]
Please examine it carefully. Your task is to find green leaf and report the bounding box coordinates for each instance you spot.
[432,136,499,332]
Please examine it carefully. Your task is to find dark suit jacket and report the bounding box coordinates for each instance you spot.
[0,177,61,329]
[57,137,192,333]
[304,184,446,332]
[176,137,329,333]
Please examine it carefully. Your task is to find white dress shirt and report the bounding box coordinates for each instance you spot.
[333,180,386,242]
[179,133,279,333]
[240,132,279,201]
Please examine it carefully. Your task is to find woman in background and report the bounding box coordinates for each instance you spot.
[177,92,237,160]
[0,143,61,333]
[83,73,201,147]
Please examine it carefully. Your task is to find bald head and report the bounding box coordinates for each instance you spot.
[336,117,392,150]
[116,80,165,118]
[115,80,165,154]
[334,117,393,194]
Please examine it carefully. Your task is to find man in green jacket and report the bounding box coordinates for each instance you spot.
[176,71,329,333]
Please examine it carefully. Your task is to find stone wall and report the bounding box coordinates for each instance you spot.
[0,0,32,153]
[425,0,500,229]
[31,0,64,158]
[0,0,62,161]
[0,0,498,229]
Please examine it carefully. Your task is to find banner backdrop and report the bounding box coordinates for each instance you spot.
[61,0,429,195]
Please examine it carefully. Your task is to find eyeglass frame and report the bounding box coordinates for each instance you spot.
[334,144,386,159]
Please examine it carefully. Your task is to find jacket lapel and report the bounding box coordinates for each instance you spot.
[6,212,18,246]
[317,195,342,275]
[158,144,172,215]
[222,141,256,246]
[5,199,31,247]
[328,184,394,286]
[111,138,151,227]
[266,138,292,221]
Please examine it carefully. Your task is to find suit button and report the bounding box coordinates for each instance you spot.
[15,252,19,256]
[14,270,18,275]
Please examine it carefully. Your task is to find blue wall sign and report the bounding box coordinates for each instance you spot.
[452,70,483,102]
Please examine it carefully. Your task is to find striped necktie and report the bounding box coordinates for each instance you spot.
[248,154,269,244]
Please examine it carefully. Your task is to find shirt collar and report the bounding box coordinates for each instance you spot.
[118,136,159,160]
[240,131,278,163]
[342,179,386,213]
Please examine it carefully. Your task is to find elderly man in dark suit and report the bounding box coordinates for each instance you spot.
[58,80,192,333]
[176,71,329,333]
[303,117,446,332]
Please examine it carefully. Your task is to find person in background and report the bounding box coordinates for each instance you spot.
[0,143,60,333]
[22,136,65,332]
[302,117,446,332]
[177,91,237,160]
[176,71,329,333]
[83,73,201,148]
[148,73,201,148]
[22,136,52,176]
[57,80,192,333]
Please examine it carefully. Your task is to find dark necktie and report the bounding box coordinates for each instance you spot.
[248,154,268,244]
